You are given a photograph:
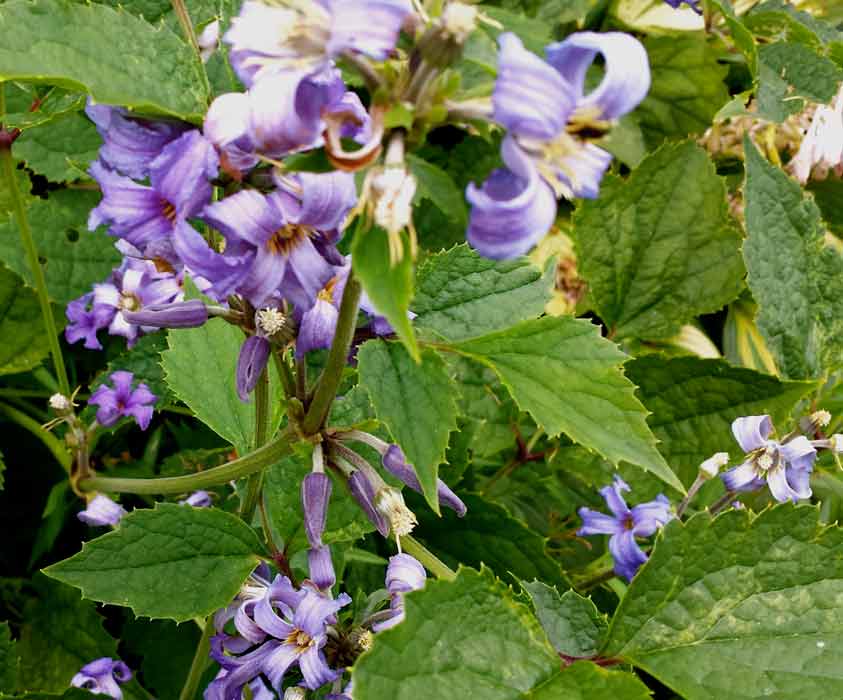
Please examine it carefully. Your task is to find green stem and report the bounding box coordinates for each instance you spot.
[402,535,456,581]
[0,402,71,472]
[79,429,293,494]
[302,274,362,435]
[273,350,296,400]
[169,0,212,101]
[0,146,70,396]
[240,367,270,521]
[178,617,214,700]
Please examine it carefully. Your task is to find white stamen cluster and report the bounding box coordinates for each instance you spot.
[350,627,374,652]
[372,167,416,237]
[699,452,729,479]
[812,410,832,428]
[49,393,72,412]
[257,307,287,335]
[441,2,478,41]
[284,687,307,700]
[756,449,775,471]
[375,487,417,537]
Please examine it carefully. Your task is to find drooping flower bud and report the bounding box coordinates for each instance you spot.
[302,472,332,547]
[71,658,132,699]
[78,494,127,527]
[382,444,467,517]
[236,336,271,401]
[197,19,220,62]
[699,452,729,480]
[307,545,336,591]
[122,300,209,329]
[179,490,212,507]
[348,470,390,537]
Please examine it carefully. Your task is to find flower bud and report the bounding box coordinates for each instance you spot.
[375,487,417,538]
[236,336,271,402]
[179,490,212,507]
[382,444,467,517]
[308,545,336,591]
[78,494,127,527]
[302,472,332,547]
[417,1,478,67]
[197,19,220,62]
[699,452,729,480]
[122,300,208,329]
[348,470,390,537]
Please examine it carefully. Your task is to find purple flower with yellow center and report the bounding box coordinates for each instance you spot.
[372,553,426,632]
[89,371,157,430]
[578,476,672,581]
[88,130,218,253]
[224,0,413,87]
[467,31,649,259]
[78,494,127,527]
[71,658,132,699]
[721,415,817,503]
[65,292,115,350]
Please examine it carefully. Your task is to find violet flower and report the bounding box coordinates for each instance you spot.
[302,472,332,547]
[467,31,650,259]
[77,494,127,527]
[664,0,702,12]
[578,476,673,581]
[721,415,817,503]
[65,292,115,350]
[180,490,213,507]
[236,336,271,402]
[89,371,157,430]
[382,444,466,517]
[372,553,426,632]
[71,658,132,699]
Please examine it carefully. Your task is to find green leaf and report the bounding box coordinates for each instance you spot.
[412,494,566,586]
[413,244,552,341]
[710,0,757,73]
[0,0,208,120]
[121,618,200,699]
[526,662,652,700]
[13,112,100,182]
[572,141,744,341]
[17,576,116,693]
[353,567,560,700]
[603,505,843,699]
[452,316,684,492]
[723,296,780,374]
[357,340,458,511]
[635,35,730,145]
[743,137,843,379]
[351,222,418,360]
[808,179,843,237]
[0,190,121,305]
[2,85,85,131]
[0,266,52,376]
[43,503,262,622]
[521,581,608,657]
[406,155,467,228]
[0,164,32,216]
[746,0,841,46]
[0,623,17,694]
[625,356,816,486]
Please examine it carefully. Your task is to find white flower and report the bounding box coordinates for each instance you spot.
[789,87,843,184]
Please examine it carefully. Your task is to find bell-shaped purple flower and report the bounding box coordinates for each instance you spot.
[372,553,426,632]
[77,494,127,527]
[180,490,213,507]
[89,371,157,430]
[578,476,673,581]
[236,335,271,402]
[721,415,817,503]
[382,444,467,517]
[122,299,208,329]
[65,292,115,350]
[86,102,188,179]
[302,472,332,547]
[71,658,132,699]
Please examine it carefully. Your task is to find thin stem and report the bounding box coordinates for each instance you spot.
[273,350,296,400]
[0,402,71,472]
[709,490,738,515]
[402,535,456,581]
[240,368,270,521]
[79,429,293,494]
[0,146,70,396]
[178,617,214,700]
[302,275,362,435]
[340,51,384,92]
[676,475,706,518]
[295,356,307,405]
[169,0,212,101]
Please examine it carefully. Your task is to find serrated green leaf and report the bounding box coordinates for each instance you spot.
[743,137,843,379]
[0,190,121,305]
[413,244,552,342]
[43,504,262,622]
[0,623,17,694]
[521,581,608,657]
[635,35,730,145]
[451,316,684,492]
[604,505,843,699]
[13,112,100,182]
[746,0,842,46]
[17,576,116,693]
[353,567,559,700]
[351,223,418,360]
[526,662,652,700]
[1,84,86,132]
[572,141,744,341]
[406,155,467,228]
[0,0,208,120]
[121,618,200,699]
[357,341,458,511]
[412,494,566,585]
[328,385,376,432]
[0,266,53,376]
[625,356,816,486]
[710,0,757,73]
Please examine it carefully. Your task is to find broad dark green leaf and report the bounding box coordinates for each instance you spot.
[0,623,16,694]
[413,244,551,341]
[13,112,100,182]
[521,581,608,657]
[743,138,843,379]
[572,141,744,341]
[0,0,208,120]
[406,155,467,229]
[0,266,53,376]
[604,506,843,700]
[2,85,85,131]
[121,618,200,699]
[526,662,652,700]
[357,341,458,510]
[626,356,816,486]
[452,316,684,492]
[0,191,121,305]
[353,567,560,700]
[44,504,262,622]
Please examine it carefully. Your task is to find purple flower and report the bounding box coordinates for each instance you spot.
[348,470,390,537]
[382,444,467,517]
[65,292,115,350]
[224,0,412,86]
[89,371,157,430]
[721,415,817,503]
[180,490,213,507]
[204,93,259,177]
[88,130,218,254]
[236,336,271,402]
[85,102,187,179]
[77,494,127,527]
[302,472,332,547]
[71,658,132,699]
[372,554,426,632]
[664,0,702,12]
[308,545,336,591]
[467,31,649,259]
[578,476,672,581]
[122,299,208,329]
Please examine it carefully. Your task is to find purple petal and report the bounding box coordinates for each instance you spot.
[552,142,613,199]
[262,643,299,691]
[253,597,294,641]
[180,490,212,507]
[348,470,390,536]
[287,170,357,231]
[785,463,813,501]
[385,553,426,594]
[298,644,339,690]
[123,300,208,329]
[779,435,817,473]
[204,93,258,175]
[721,460,762,492]
[609,530,648,581]
[149,130,217,217]
[172,219,250,300]
[577,507,622,536]
[307,545,336,590]
[767,464,803,503]
[202,188,279,248]
[630,494,672,537]
[293,589,350,639]
[236,336,271,401]
[78,495,127,527]
[302,472,332,547]
[327,0,411,59]
[248,72,323,157]
[296,298,340,358]
[731,415,773,453]
[600,476,631,519]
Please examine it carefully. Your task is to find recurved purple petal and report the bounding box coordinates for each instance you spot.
[630,494,672,537]
[577,507,622,536]
[299,644,339,690]
[348,470,390,536]
[767,464,805,503]
[149,130,218,217]
[600,476,631,519]
[721,460,763,492]
[608,530,648,581]
[172,220,250,300]
[290,170,357,231]
[779,435,818,473]
[731,415,773,453]
[554,142,613,199]
[327,0,412,59]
